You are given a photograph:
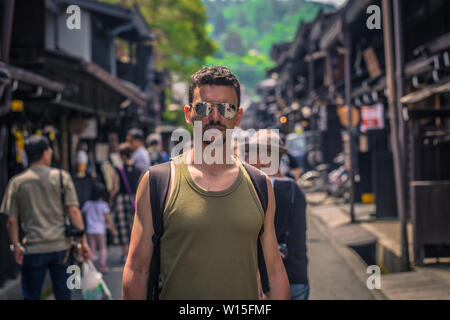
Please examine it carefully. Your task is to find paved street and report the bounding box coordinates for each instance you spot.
[42,202,449,301]
[307,211,378,300]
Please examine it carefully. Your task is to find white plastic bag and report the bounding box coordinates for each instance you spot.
[81,260,113,300]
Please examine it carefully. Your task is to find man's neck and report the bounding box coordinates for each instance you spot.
[187,147,236,174]
[76,171,86,178]
[30,161,48,168]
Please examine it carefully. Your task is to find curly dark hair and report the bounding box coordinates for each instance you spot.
[189,66,241,108]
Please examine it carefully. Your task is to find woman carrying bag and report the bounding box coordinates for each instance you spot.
[109,143,141,264]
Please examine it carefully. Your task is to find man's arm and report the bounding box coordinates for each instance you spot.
[6,216,25,265]
[67,205,85,230]
[68,205,90,260]
[2,180,25,264]
[260,175,290,300]
[122,171,154,300]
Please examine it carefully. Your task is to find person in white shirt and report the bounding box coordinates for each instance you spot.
[82,182,116,272]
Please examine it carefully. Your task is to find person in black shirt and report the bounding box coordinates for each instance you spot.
[109,143,141,263]
[280,152,301,182]
[73,149,94,209]
[249,130,309,300]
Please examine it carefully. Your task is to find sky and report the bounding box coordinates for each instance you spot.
[307,0,348,8]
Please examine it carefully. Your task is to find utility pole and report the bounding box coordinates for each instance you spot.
[382,0,410,271]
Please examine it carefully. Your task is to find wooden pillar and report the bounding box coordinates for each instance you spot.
[326,51,335,101]
[382,0,410,271]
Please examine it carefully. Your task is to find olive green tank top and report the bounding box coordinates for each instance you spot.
[159,153,265,300]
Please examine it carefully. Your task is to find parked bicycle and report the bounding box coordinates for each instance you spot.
[297,154,350,205]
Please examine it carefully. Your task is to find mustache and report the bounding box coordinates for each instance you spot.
[204,122,226,131]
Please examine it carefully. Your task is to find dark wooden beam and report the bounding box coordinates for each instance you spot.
[1,62,65,92]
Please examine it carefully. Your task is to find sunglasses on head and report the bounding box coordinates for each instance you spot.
[191,101,238,119]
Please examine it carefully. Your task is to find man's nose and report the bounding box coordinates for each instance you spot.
[210,106,221,122]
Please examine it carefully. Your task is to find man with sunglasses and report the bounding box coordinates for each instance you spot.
[123,66,290,299]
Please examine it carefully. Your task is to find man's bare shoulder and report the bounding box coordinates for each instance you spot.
[138,171,150,191]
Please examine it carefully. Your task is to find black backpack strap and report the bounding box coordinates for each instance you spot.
[242,162,268,233]
[147,162,171,300]
[242,162,270,294]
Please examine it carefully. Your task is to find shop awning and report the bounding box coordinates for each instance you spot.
[0,61,65,94]
[45,51,148,107]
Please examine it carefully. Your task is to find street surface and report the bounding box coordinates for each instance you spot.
[307,211,376,300]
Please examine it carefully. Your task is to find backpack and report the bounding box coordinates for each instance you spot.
[270,178,297,261]
[146,160,270,300]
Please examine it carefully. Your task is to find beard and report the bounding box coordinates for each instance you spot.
[191,116,235,150]
[204,121,227,146]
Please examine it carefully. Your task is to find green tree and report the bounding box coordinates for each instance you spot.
[102,0,217,80]
[223,31,247,55]
[203,0,334,92]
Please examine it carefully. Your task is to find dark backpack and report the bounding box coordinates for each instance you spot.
[146,161,270,300]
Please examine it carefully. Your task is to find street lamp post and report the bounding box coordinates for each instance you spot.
[344,27,356,223]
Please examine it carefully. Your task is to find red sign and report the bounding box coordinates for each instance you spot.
[360,103,385,133]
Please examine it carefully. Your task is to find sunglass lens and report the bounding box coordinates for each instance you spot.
[195,102,208,117]
[217,103,226,118]
[195,102,237,118]
[223,103,237,119]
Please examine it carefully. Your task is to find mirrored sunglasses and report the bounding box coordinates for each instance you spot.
[192,102,238,119]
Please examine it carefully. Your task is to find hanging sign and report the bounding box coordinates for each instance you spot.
[360,103,385,133]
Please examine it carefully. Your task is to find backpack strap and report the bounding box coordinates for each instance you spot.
[242,162,268,233]
[147,161,171,300]
[241,162,270,294]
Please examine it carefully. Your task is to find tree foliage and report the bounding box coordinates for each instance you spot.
[102,0,217,80]
[204,0,334,92]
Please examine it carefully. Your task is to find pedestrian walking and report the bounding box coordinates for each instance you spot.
[122,66,290,300]
[249,130,309,300]
[1,135,90,300]
[82,182,116,273]
[280,152,301,181]
[146,133,169,166]
[73,148,95,209]
[126,128,151,176]
[109,143,141,264]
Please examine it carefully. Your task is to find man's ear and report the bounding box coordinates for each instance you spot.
[235,107,244,127]
[184,105,193,125]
